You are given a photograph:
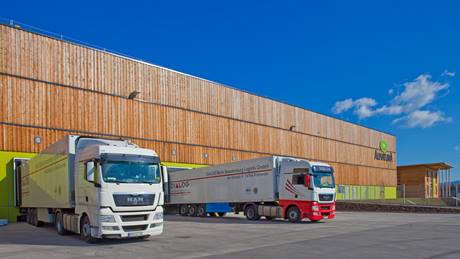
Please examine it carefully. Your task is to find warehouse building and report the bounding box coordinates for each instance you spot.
[0,24,397,222]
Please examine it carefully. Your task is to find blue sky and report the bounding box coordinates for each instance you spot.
[2,1,459,179]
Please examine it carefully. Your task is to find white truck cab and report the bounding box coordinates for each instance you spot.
[20,135,166,242]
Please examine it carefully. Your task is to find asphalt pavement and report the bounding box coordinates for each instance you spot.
[0,212,459,259]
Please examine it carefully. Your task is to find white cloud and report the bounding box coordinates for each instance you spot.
[391,74,448,113]
[442,69,456,77]
[331,98,354,114]
[392,110,451,128]
[332,97,377,119]
[331,73,452,128]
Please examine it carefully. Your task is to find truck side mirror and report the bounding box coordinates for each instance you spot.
[86,161,95,182]
[304,175,311,188]
[161,166,168,183]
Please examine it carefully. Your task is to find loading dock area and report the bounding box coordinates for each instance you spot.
[0,212,459,259]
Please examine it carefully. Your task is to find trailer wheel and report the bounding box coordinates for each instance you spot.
[217,212,226,217]
[80,215,97,243]
[286,206,301,223]
[179,205,188,216]
[26,209,31,224]
[188,205,197,217]
[197,205,206,217]
[30,208,43,227]
[55,212,68,235]
[245,205,260,220]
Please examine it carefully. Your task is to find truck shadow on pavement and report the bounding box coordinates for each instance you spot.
[0,223,154,247]
[165,214,323,225]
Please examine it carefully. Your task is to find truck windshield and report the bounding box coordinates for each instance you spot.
[102,161,161,184]
[312,172,335,188]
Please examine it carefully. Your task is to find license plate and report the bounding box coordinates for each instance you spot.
[128,232,143,237]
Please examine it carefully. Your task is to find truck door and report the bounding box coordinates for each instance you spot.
[279,161,312,201]
[13,158,30,207]
[76,160,100,221]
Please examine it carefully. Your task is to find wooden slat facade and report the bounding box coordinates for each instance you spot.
[0,25,397,187]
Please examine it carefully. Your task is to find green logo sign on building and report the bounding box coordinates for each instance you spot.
[375,140,392,162]
[379,140,388,154]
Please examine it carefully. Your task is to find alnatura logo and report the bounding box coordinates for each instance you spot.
[379,140,388,154]
[375,140,392,162]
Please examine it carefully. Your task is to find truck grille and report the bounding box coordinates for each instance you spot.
[113,194,155,206]
[121,214,149,222]
[122,225,148,232]
[319,194,334,201]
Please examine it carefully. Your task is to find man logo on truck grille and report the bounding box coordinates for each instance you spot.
[127,196,144,205]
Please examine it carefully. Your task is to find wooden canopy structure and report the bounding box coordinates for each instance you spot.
[397,163,453,198]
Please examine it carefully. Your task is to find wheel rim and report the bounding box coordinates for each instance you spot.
[189,207,195,215]
[82,220,91,237]
[247,208,254,219]
[198,207,205,216]
[56,215,63,232]
[180,206,187,215]
[289,210,298,220]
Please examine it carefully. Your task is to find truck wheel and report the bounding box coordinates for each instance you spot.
[31,209,43,227]
[245,205,260,220]
[197,205,206,217]
[188,205,197,217]
[286,206,301,223]
[179,205,188,216]
[26,209,31,224]
[80,215,97,243]
[217,212,226,217]
[55,213,68,235]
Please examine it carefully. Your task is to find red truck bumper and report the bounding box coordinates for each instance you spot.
[279,200,336,221]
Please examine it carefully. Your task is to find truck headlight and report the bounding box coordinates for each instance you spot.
[153,212,163,220]
[100,215,116,223]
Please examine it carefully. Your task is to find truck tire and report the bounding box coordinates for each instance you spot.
[30,208,43,227]
[245,205,260,220]
[55,213,68,235]
[286,206,301,223]
[26,209,31,224]
[188,205,197,217]
[179,205,188,216]
[80,215,97,243]
[197,205,206,217]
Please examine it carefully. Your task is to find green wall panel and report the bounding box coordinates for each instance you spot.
[0,151,36,222]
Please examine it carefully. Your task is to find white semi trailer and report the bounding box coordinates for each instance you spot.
[166,156,336,222]
[19,135,166,242]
